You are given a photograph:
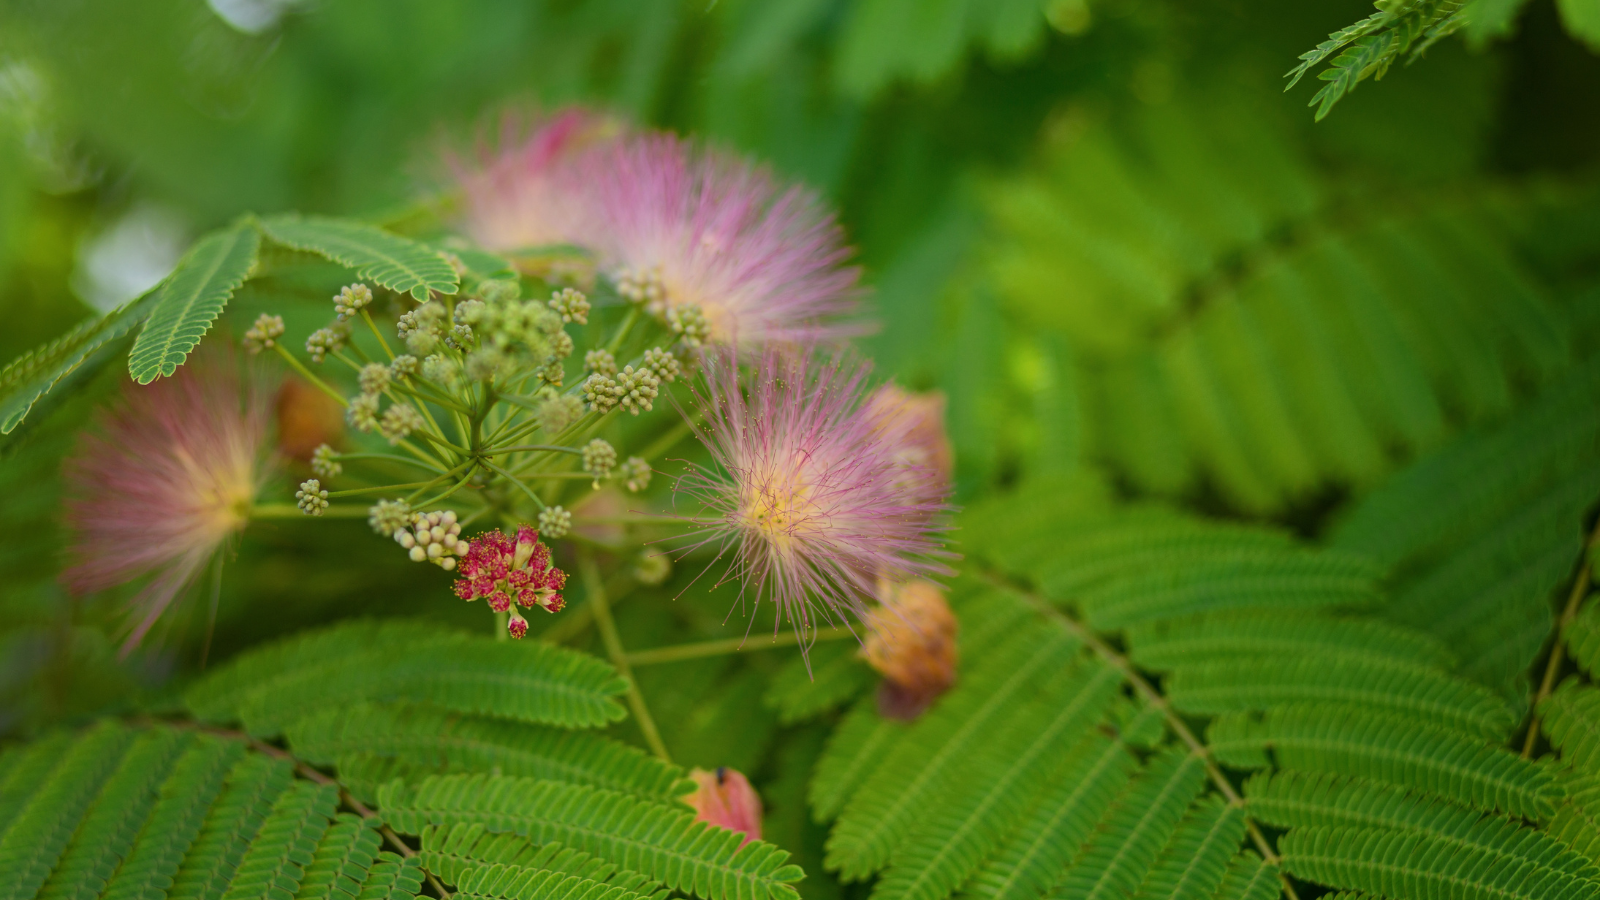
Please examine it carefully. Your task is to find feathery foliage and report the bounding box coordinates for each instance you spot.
[127,224,260,384]
[948,471,1587,899]
[257,215,459,301]
[285,703,690,802]
[0,290,155,437]
[185,619,629,734]
[380,774,804,900]
[0,722,416,900]
[984,90,1578,512]
[1333,354,1600,703]
[417,823,668,900]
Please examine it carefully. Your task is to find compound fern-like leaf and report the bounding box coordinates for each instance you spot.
[0,291,157,435]
[380,775,804,900]
[128,224,260,384]
[1209,706,1558,820]
[259,214,458,300]
[286,704,688,800]
[186,619,628,734]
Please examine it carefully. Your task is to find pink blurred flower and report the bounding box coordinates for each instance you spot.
[684,767,763,848]
[866,385,954,506]
[454,108,620,256]
[586,134,866,348]
[62,355,271,653]
[453,525,567,638]
[673,350,952,638]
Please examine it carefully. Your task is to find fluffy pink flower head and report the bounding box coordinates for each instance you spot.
[453,525,567,638]
[674,349,952,638]
[588,134,865,348]
[63,354,270,653]
[684,767,763,848]
[455,108,620,256]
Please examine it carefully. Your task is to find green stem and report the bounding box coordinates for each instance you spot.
[412,469,480,509]
[627,626,856,667]
[361,309,395,360]
[331,452,445,473]
[581,552,671,763]
[392,382,472,415]
[1522,517,1600,757]
[606,307,641,355]
[327,481,441,498]
[273,344,347,408]
[574,514,708,526]
[251,503,369,519]
[484,444,581,456]
[481,458,548,511]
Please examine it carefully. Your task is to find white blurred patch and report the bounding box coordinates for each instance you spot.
[74,205,189,313]
[206,0,300,34]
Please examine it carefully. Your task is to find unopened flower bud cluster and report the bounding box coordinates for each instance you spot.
[244,314,285,353]
[395,509,467,570]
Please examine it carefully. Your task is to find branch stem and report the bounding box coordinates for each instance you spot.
[251,503,369,519]
[580,552,671,762]
[1522,517,1600,757]
[627,626,856,666]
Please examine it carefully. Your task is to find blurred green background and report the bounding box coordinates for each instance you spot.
[2,0,1599,808]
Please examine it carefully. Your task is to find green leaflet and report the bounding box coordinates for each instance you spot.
[0,290,156,436]
[259,214,459,301]
[128,224,261,384]
[285,703,689,800]
[185,619,629,734]
[295,814,383,900]
[0,723,417,900]
[38,729,192,900]
[1208,706,1558,821]
[960,735,1139,900]
[823,626,1081,879]
[1332,355,1600,703]
[1245,770,1600,885]
[219,781,339,900]
[1280,825,1596,899]
[1285,1,1466,120]
[379,774,804,900]
[1542,679,1600,776]
[0,722,137,900]
[984,90,1574,511]
[1052,748,1208,900]
[418,823,669,900]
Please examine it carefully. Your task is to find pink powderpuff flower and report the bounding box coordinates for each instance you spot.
[683,767,763,848]
[453,525,568,638]
[673,349,952,639]
[453,107,621,257]
[62,353,271,654]
[586,133,866,348]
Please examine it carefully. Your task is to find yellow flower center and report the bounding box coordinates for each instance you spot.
[741,475,816,554]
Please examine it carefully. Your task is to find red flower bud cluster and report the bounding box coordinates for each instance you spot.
[453,525,567,638]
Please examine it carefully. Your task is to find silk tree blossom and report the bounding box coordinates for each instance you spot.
[585,134,866,348]
[453,526,568,638]
[62,355,271,653]
[454,108,619,256]
[673,350,952,640]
